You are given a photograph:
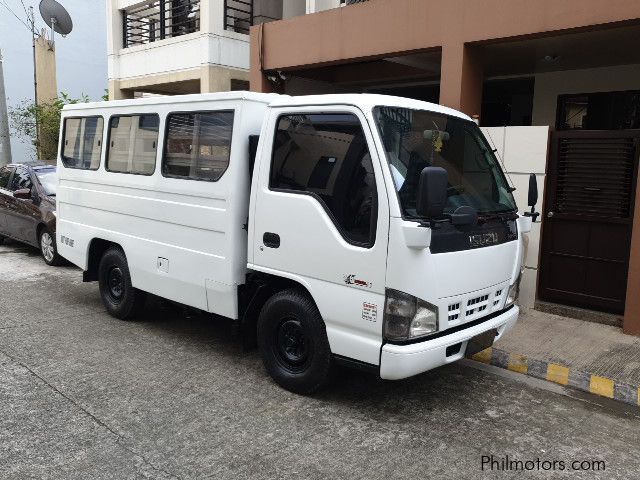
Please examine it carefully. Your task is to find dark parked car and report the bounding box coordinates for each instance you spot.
[0,162,62,265]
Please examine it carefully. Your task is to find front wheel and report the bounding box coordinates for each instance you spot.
[39,228,63,266]
[98,247,147,320]
[257,289,333,394]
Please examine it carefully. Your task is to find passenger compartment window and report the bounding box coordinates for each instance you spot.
[107,114,159,175]
[61,117,104,170]
[163,111,234,181]
[270,113,378,247]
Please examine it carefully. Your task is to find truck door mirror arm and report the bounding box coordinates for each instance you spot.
[523,173,540,222]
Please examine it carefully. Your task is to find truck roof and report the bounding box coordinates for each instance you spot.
[62,91,470,121]
[62,91,280,112]
[269,93,471,121]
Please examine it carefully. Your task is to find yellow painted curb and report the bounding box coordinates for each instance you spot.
[546,363,570,386]
[507,354,528,374]
[472,347,492,364]
[590,375,615,399]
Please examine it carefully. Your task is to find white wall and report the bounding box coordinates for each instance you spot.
[532,63,640,127]
[108,0,250,84]
[307,0,341,14]
[482,126,550,309]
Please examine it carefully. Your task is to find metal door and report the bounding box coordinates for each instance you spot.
[539,130,640,313]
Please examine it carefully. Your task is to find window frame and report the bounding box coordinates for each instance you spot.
[9,166,33,192]
[268,111,379,249]
[60,115,105,171]
[161,109,235,183]
[105,113,161,176]
[0,166,16,191]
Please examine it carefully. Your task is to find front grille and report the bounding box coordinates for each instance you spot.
[448,302,461,322]
[446,285,507,326]
[466,294,489,320]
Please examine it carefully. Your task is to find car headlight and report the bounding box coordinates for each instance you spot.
[383,289,438,341]
[505,269,523,308]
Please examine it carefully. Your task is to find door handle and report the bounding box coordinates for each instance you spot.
[547,211,554,218]
[263,232,280,248]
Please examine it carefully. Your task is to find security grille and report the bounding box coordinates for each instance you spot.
[123,0,200,48]
[555,136,636,218]
[225,0,254,34]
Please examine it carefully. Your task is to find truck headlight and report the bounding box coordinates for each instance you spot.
[505,269,523,308]
[383,289,438,341]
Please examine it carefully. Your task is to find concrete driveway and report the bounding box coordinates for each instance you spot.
[1,239,639,479]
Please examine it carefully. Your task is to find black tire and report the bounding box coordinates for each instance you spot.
[0,235,5,245]
[98,247,147,320]
[39,228,63,266]
[257,289,333,394]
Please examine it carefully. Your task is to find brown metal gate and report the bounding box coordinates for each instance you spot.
[539,130,640,314]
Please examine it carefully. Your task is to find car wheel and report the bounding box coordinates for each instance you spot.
[0,235,4,245]
[257,289,333,394]
[98,247,146,320]
[39,228,63,266]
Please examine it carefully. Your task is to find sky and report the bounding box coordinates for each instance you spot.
[0,0,107,160]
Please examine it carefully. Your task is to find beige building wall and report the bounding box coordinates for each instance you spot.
[482,126,550,309]
[35,36,57,104]
[532,64,640,127]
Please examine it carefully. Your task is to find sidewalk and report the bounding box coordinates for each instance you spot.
[470,307,640,406]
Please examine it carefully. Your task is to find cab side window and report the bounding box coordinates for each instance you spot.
[270,113,377,247]
[0,166,13,190]
[107,114,159,175]
[9,168,32,191]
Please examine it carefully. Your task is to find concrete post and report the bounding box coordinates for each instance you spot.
[439,43,483,118]
[35,36,57,104]
[0,49,12,166]
[624,179,640,336]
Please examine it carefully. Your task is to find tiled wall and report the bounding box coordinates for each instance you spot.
[481,126,550,309]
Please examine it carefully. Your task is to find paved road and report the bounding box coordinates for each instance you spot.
[1,239,639,479]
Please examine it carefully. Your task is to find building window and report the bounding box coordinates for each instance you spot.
[270,113,377,247]
[225,0,254,34]
[123,0,201,48]
[61,117,104,170]
[557,90,640,130]
[107,115,159,175]
[163,111,234,181]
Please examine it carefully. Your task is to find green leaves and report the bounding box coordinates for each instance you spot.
[9,91,92,160]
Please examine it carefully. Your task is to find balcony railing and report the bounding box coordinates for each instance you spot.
[123,0,201,48]
[224,0,254,35]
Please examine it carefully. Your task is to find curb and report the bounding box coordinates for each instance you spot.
[469,347,639,407]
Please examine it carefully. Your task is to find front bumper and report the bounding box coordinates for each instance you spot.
[379,305,519,380]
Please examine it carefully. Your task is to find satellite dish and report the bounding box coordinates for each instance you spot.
[39,0,73,43]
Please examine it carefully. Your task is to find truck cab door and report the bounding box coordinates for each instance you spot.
[249,107,390,366]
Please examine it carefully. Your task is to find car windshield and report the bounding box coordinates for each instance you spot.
[35,168,57,196]
[374,106,517,219]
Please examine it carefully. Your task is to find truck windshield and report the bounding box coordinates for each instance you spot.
[374,106,516,219]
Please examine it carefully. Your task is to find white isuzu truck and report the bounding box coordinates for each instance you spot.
[56,92,538,393]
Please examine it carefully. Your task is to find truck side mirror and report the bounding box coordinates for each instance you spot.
[524,173,540,222]
[528,173,538,207]
[416,167,448,219]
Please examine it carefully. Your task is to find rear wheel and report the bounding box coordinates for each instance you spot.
[257,289,333,394]
[98,247,146,320]
[39,228,63,266]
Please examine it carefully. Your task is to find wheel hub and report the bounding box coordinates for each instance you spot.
[40,233,54,262]
[276,318,308,365]
[108,267,124,300]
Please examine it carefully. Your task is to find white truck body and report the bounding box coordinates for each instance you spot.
[57,91,528,389]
